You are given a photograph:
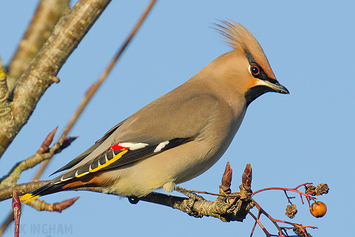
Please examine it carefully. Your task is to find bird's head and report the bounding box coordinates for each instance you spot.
[215,20,289,106]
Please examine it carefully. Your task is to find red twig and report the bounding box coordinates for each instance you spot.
[274,219,317,230]
[252,183,315,206]
[12,191,21,237]
[283,190,294,204]
[295,182,312,190]
[253,200,284,235]
[250,198,317,237]
[248,211,271,237]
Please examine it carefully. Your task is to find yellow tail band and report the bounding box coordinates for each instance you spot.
[20,193,40,204]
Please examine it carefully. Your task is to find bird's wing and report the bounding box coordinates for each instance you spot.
[51,122,124,175]
[55,137,195,184]
[53,93,220,184]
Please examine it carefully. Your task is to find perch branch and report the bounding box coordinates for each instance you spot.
[78,162,254,222]
[0,163,254,222]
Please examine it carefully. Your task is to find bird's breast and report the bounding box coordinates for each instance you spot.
[174,105,247,183]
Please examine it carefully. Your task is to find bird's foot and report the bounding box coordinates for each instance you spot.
[175,186,204,217]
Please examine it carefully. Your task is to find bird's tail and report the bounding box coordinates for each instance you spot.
[20,182,61,204]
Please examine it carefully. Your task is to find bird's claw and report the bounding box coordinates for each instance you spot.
[128,196,140,204]
[175,186,204,217]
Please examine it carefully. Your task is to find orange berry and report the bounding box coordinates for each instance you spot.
[310,201,327,218]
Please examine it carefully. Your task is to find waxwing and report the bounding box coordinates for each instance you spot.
[21,20,289,203]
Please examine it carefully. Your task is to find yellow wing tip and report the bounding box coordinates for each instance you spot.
[20,194,40,204]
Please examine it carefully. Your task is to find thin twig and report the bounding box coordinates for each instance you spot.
[0,127,58,188]
[253,200,284,235]
[0,212,13,236]
[252,183,314,206]
[0,133,76,234]
[248,211,271,237]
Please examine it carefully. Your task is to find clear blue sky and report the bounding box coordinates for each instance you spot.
[1,1,354,236]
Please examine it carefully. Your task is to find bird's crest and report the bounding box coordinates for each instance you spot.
[215,20,275,79]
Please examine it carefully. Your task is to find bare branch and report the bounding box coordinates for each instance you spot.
[77,163,254,222]
[0,181,49,201]
[0,153,52,189]
[0,0,111,158]
[0,163,254,222]
[0,128,76,188]
[0,71,10,119]
[7,0,70,91]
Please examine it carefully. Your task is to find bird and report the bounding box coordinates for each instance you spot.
[21,20,289,203]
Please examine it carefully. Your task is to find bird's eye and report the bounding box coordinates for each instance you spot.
[250,66,260,76]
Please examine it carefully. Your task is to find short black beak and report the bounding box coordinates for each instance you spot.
[271,81,289,94]
[264,79,289,94]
